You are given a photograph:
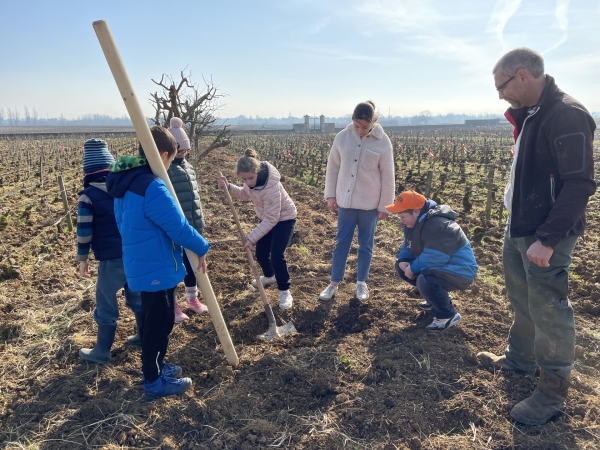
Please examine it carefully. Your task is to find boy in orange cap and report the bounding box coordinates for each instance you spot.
[386,191,478,331]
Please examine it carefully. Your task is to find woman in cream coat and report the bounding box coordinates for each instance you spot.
[320,101,395,301]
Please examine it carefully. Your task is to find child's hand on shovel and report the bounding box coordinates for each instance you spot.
[242,238,253,251]
[197,255,208,273]
[217,175,229,191]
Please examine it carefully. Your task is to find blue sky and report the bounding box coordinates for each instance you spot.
[1,0,599,120]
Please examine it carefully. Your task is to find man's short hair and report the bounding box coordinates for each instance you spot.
[493,47,544,79]
[139,126,177,157]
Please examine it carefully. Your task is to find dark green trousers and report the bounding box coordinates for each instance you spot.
[502,228,578,380]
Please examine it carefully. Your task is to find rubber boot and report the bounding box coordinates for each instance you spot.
[510,369,569,425]
[79,324,117,364]
[127,312,143,346]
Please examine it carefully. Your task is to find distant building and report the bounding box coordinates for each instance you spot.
[293,114,335,133]
[465,119,501,127]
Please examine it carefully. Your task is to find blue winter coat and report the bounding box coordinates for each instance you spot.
[397,200,478,289]
[106,156,210,292]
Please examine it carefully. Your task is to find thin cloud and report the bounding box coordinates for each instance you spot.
[309,17,330,34]
[349,0,496,78]
[289,44,393,63]
[487,0,522,48]
[543,0,570,54]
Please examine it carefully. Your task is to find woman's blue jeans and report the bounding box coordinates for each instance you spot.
[331,208,378,283]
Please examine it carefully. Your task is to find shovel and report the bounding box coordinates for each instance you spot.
[219,172,296,341]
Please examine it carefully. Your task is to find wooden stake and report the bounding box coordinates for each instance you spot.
[57,175,73,232]
[92,19,238,366]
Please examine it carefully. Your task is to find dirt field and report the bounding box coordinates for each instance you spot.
[1,147,600,449]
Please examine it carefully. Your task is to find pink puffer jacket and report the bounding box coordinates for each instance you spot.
[228,162,297,244]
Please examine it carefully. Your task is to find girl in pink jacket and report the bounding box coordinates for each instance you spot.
[218,149,297,309]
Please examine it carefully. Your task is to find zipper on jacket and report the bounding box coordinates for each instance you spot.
[171,242,178,271]
[550,174,555,204]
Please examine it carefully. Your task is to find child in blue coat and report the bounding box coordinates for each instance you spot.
[386,191,478,332]
[106,126,210,401]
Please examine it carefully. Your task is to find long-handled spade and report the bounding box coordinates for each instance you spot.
[92,20,239,366]
[219,172,296,341]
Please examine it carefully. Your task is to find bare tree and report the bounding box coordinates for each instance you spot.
[13,107,20,126]
[6,107,14,126]
[418,110,432,124]
[31,107,38,126]
[24,106,30,126]
[0,107,4,124]
[149,70,230,160]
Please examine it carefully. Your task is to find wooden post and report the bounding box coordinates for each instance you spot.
[39,149,44,188]
[57,175,73,232]
[485,166,495,222]
[425,170,433,198]
[93,19,238,366]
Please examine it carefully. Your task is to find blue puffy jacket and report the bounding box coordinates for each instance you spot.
[397,199,478,289]
[106,156,210,292]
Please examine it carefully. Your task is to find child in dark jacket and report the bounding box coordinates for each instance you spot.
[167,117,208,322]
[106,126,210,401]
[386,191,478,331]
[77,139,142,364]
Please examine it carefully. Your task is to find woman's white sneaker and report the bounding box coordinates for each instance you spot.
[251,275,277,287]
[319,284,338,300]
[279,290,293,309]
[355,281,369,301]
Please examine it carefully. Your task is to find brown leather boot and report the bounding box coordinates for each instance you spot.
[510,370,569,425]
[477,351,534,374]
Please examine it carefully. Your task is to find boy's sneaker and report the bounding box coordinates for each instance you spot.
[251,275,277,288]
[174,303,189,323]
[186,297,208,315]
[355,282,369,301]
[279,290,293,309]
[418,300,433,311]
[162,362,182,378]
[426,312,461,331]
[144,375,192,401]
[319,284,338,300]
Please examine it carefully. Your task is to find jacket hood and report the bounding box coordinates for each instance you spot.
[106,156,154,199]
[252,161,281,191]
[421,203,456,222]
[417,199,437,218]
[345,122,385,140]
[83,170,109,187]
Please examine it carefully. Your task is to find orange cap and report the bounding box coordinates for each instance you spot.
[385,191,426,214]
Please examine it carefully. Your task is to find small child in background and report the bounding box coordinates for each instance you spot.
[386,191,478,331]
[167,117,208,323]
[106,126,210,400]
[217,149,297,309]
[77,138,142,364]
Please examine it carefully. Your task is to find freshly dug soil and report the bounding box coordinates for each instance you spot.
[1,147,599,449]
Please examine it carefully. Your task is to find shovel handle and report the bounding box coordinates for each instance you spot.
[219,172,278,326]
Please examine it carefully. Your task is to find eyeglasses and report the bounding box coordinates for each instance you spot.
[496,75,515,94]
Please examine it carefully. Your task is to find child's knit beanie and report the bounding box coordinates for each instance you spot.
[168,117,191,150]
[83,139,115,174]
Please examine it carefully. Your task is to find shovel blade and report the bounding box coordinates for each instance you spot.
[259,321,297,341]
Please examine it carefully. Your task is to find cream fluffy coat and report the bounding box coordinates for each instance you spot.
[228,162,297,244]
[324,123,395,212]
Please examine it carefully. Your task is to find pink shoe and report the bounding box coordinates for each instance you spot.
[174,303,189,323]
[187,297,208,315]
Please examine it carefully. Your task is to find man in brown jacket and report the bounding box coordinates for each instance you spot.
[477,47,596,425]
